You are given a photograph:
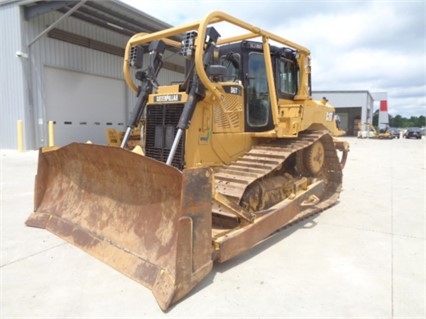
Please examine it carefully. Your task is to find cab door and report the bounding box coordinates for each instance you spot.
[245,52,274,132]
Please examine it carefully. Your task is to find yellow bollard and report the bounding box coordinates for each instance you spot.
[48,121,55,147]
[17,120,24,152]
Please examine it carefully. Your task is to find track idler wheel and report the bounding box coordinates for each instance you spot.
[296,140,325,176]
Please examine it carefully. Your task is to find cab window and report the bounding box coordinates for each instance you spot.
[219,53,240,82]
[278,58,298,96]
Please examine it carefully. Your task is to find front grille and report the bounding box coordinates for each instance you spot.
[145,104,185,169]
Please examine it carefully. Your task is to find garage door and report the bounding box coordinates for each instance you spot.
[337,112,349,132]
[45,67,126,146]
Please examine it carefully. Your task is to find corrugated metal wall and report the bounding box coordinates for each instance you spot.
[1,3,185,149]
[0,4,28,149]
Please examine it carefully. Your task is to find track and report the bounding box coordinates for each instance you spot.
[212,130,343,227]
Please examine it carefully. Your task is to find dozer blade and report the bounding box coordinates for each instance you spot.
[26,143,213,311]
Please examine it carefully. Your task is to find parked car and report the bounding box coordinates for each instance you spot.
[404,127,422,139]
[389,128,400,139]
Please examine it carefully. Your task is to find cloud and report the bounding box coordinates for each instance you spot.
[121,0,426,117]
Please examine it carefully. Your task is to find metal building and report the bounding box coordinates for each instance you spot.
[0,0,185,150]
[312,90,376,136]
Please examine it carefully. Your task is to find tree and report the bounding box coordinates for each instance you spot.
[389,114,425,128]
[372,110,379,127]
[391,115,403,128]
[419,115,426,127]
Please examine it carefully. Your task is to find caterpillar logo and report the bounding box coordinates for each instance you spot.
[154,94,182,103]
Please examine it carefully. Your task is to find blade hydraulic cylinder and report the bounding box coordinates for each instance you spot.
[166,28,219,165]
[166,81,201,165]
[121,40,165,148]
[121,87,148,148]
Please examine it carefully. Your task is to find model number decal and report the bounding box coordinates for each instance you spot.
[223,85,242,96]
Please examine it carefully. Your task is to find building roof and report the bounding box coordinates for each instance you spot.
[1,0,173,37]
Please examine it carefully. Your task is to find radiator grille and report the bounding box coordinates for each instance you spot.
[145,104,185,169]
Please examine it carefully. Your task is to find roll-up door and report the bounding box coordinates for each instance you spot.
[45,67,126,146]
[337,112,349,132]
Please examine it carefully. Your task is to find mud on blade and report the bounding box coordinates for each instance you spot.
[26,143,213,310]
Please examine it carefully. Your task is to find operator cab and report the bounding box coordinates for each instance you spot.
[217,41,300,132]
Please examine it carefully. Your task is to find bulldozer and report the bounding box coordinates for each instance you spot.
[26,11,349,311]
[357,122,394,139]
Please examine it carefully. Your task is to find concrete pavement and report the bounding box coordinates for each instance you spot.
[1,137,425,318]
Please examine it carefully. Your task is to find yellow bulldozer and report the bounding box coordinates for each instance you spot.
[26,11,349,311]
[357,122,394,139]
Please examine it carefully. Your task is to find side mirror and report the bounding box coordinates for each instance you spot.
[207,65,227,80]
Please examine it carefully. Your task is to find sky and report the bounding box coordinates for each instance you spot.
[121,0,425,118]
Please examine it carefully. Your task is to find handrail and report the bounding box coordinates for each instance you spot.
[123,11,311,108]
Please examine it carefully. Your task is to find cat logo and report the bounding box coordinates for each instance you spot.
[154,94,182,103]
